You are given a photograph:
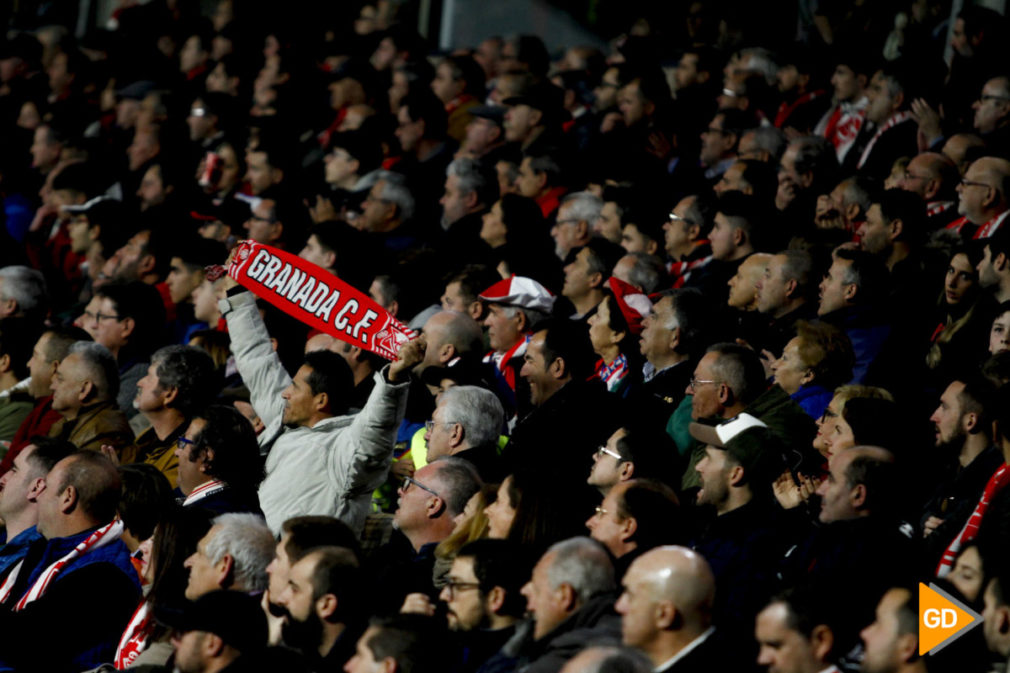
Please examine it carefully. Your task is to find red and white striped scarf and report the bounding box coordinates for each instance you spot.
[936,463,1010,577]
[946,215,971,235]
[593,354,629,393]
[668,254,713,289]
[927,201,955,218]
[0,519,124,610]
[856,111,913,169]
[114,600,153,669]
[183,479,226,506]
[817,97,868,162]
[973,210,1010,240]
[483,335,529,392]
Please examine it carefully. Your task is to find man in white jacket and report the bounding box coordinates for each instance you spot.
[217,286,414,534]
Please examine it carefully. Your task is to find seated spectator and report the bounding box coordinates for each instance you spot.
[183,512,274,600]
[423,385,505,482]
[47,341,133,453]
[771,321,854,420]
[0,318,41,441]
[0,452,141,671]
[176,405,265,515]
[0,266,47,323]
[587,278,648,396]
[485,470,588,558]
[156,590,269,672]
[812,384,894,459]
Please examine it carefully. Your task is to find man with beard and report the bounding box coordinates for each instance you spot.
[404,539,529,673]
[921,378,1004,571]
[978,225,1010,303]
[688,414,787,640]
[274,545,362,670]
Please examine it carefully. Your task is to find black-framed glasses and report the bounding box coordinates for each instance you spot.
[443,579,482,598]
[83,311,122,322]
[401,475,441,499]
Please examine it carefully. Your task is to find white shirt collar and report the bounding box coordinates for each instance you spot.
[654,627,716,672]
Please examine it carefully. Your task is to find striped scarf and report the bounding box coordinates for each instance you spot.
[936,463,1010,577]
[594,354,629,393]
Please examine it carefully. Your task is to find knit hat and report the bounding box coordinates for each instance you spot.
[478,276,555,314]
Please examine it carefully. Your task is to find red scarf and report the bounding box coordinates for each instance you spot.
[0,519,124,610]
[973,210,1010,239]
[221,241,415,360]
[483,335,529,392]
[667,249,713,289]
[927,201,954,218]
[774,89,824,128]
[819,98,868,161]
[856,111,913,169]
[936,463,1010,576]
[114,600,154,669]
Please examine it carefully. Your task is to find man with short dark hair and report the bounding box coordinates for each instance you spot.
[439,157,497,264]
[979,224,1010,303]
[176,405,265,515]
[586,479,682,576]
[755,589,842,673]
[753,250,819,356]
[218,279,413,534]
[561,240,621,322]
[345,614,444,673]
[275,545,361,669]
[508,318,614,486]
[685,192,762,305]
[699,110,753,182]
[0,452,141,671]
[162,591,272,671]
[860,588,925,673]
[922,378,1003,571]
[0,437,76,575]
[588,426,681,495]
[847,64,919,179]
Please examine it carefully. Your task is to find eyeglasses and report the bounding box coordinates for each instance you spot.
[189,107,207,117]
[979,95,1010,103]
[960,179,992,190]
[902,172,929,182]
[401,475,441,499]
[595,445,622,461]
[555,218,580,226]
[594,506,609,516]
[176,437,196,450]
[424,420,455,433]
[689,377,719,390]
[668,213,697,227]
[721,88,740,98]
[83,311,122,322]
[443,579,482,598]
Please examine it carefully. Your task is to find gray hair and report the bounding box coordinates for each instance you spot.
[502,305,549,329]
[429,455,483,516]
[560,191,603,225]
[439,385,504,449]
[68,341,119,403]
[747,126,786,161]
[839,176,874,216]
[150,345,216,414]
[447,157,491,204]
[778,249,814,291]
[361,170,415,221]
[545,537,615,603]
[622,253,664,294]
[574,647,654,673]
[0,266,47,317]
[739,47,779,85]
[206,513,275,592]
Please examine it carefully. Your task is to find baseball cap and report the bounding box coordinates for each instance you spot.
[154,591,267,653]
[689,413,777,475]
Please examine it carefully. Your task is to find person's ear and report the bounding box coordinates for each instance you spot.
[322,250,337,270]
[996,252,1009,273]
[646,239,658,255]
[556,582,577,612]
[486,585,506,614]
[727,464,745,487]
[784,278,798,300]
[619,515,637,542]
[799,368,815,386]
[843,202,861,223]
[316,593,338,620]
[313,391,329,413]
[0,353,9,374]
[618,461,635,481]
[687,223,701,241]
[199,448,215,474]
[60,484,78,514]
[655,600,678,629]
[963,410,979,434]
[448,422,465,449]
[162,386,179,407]
[79,379,95,404]
[843,282,858,302]
[137,254,156,276]
[119,316,136,341]
[203,632,225,657]
[548,356,566,380]
[888,218,904,242]
[851,483,868,509]
[217,553,236,588]
[810,624,834,661]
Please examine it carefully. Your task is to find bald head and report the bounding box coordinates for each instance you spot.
[902,152,958,201]
[420,311,483,370]
[639,546,713,618]
[943,133,985,174]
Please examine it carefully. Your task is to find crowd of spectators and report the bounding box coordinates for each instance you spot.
[5,0,1010,671]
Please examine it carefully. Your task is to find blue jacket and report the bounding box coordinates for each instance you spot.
[790,384,834,420]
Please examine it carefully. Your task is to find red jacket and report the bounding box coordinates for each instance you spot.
[1,396,61,476]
